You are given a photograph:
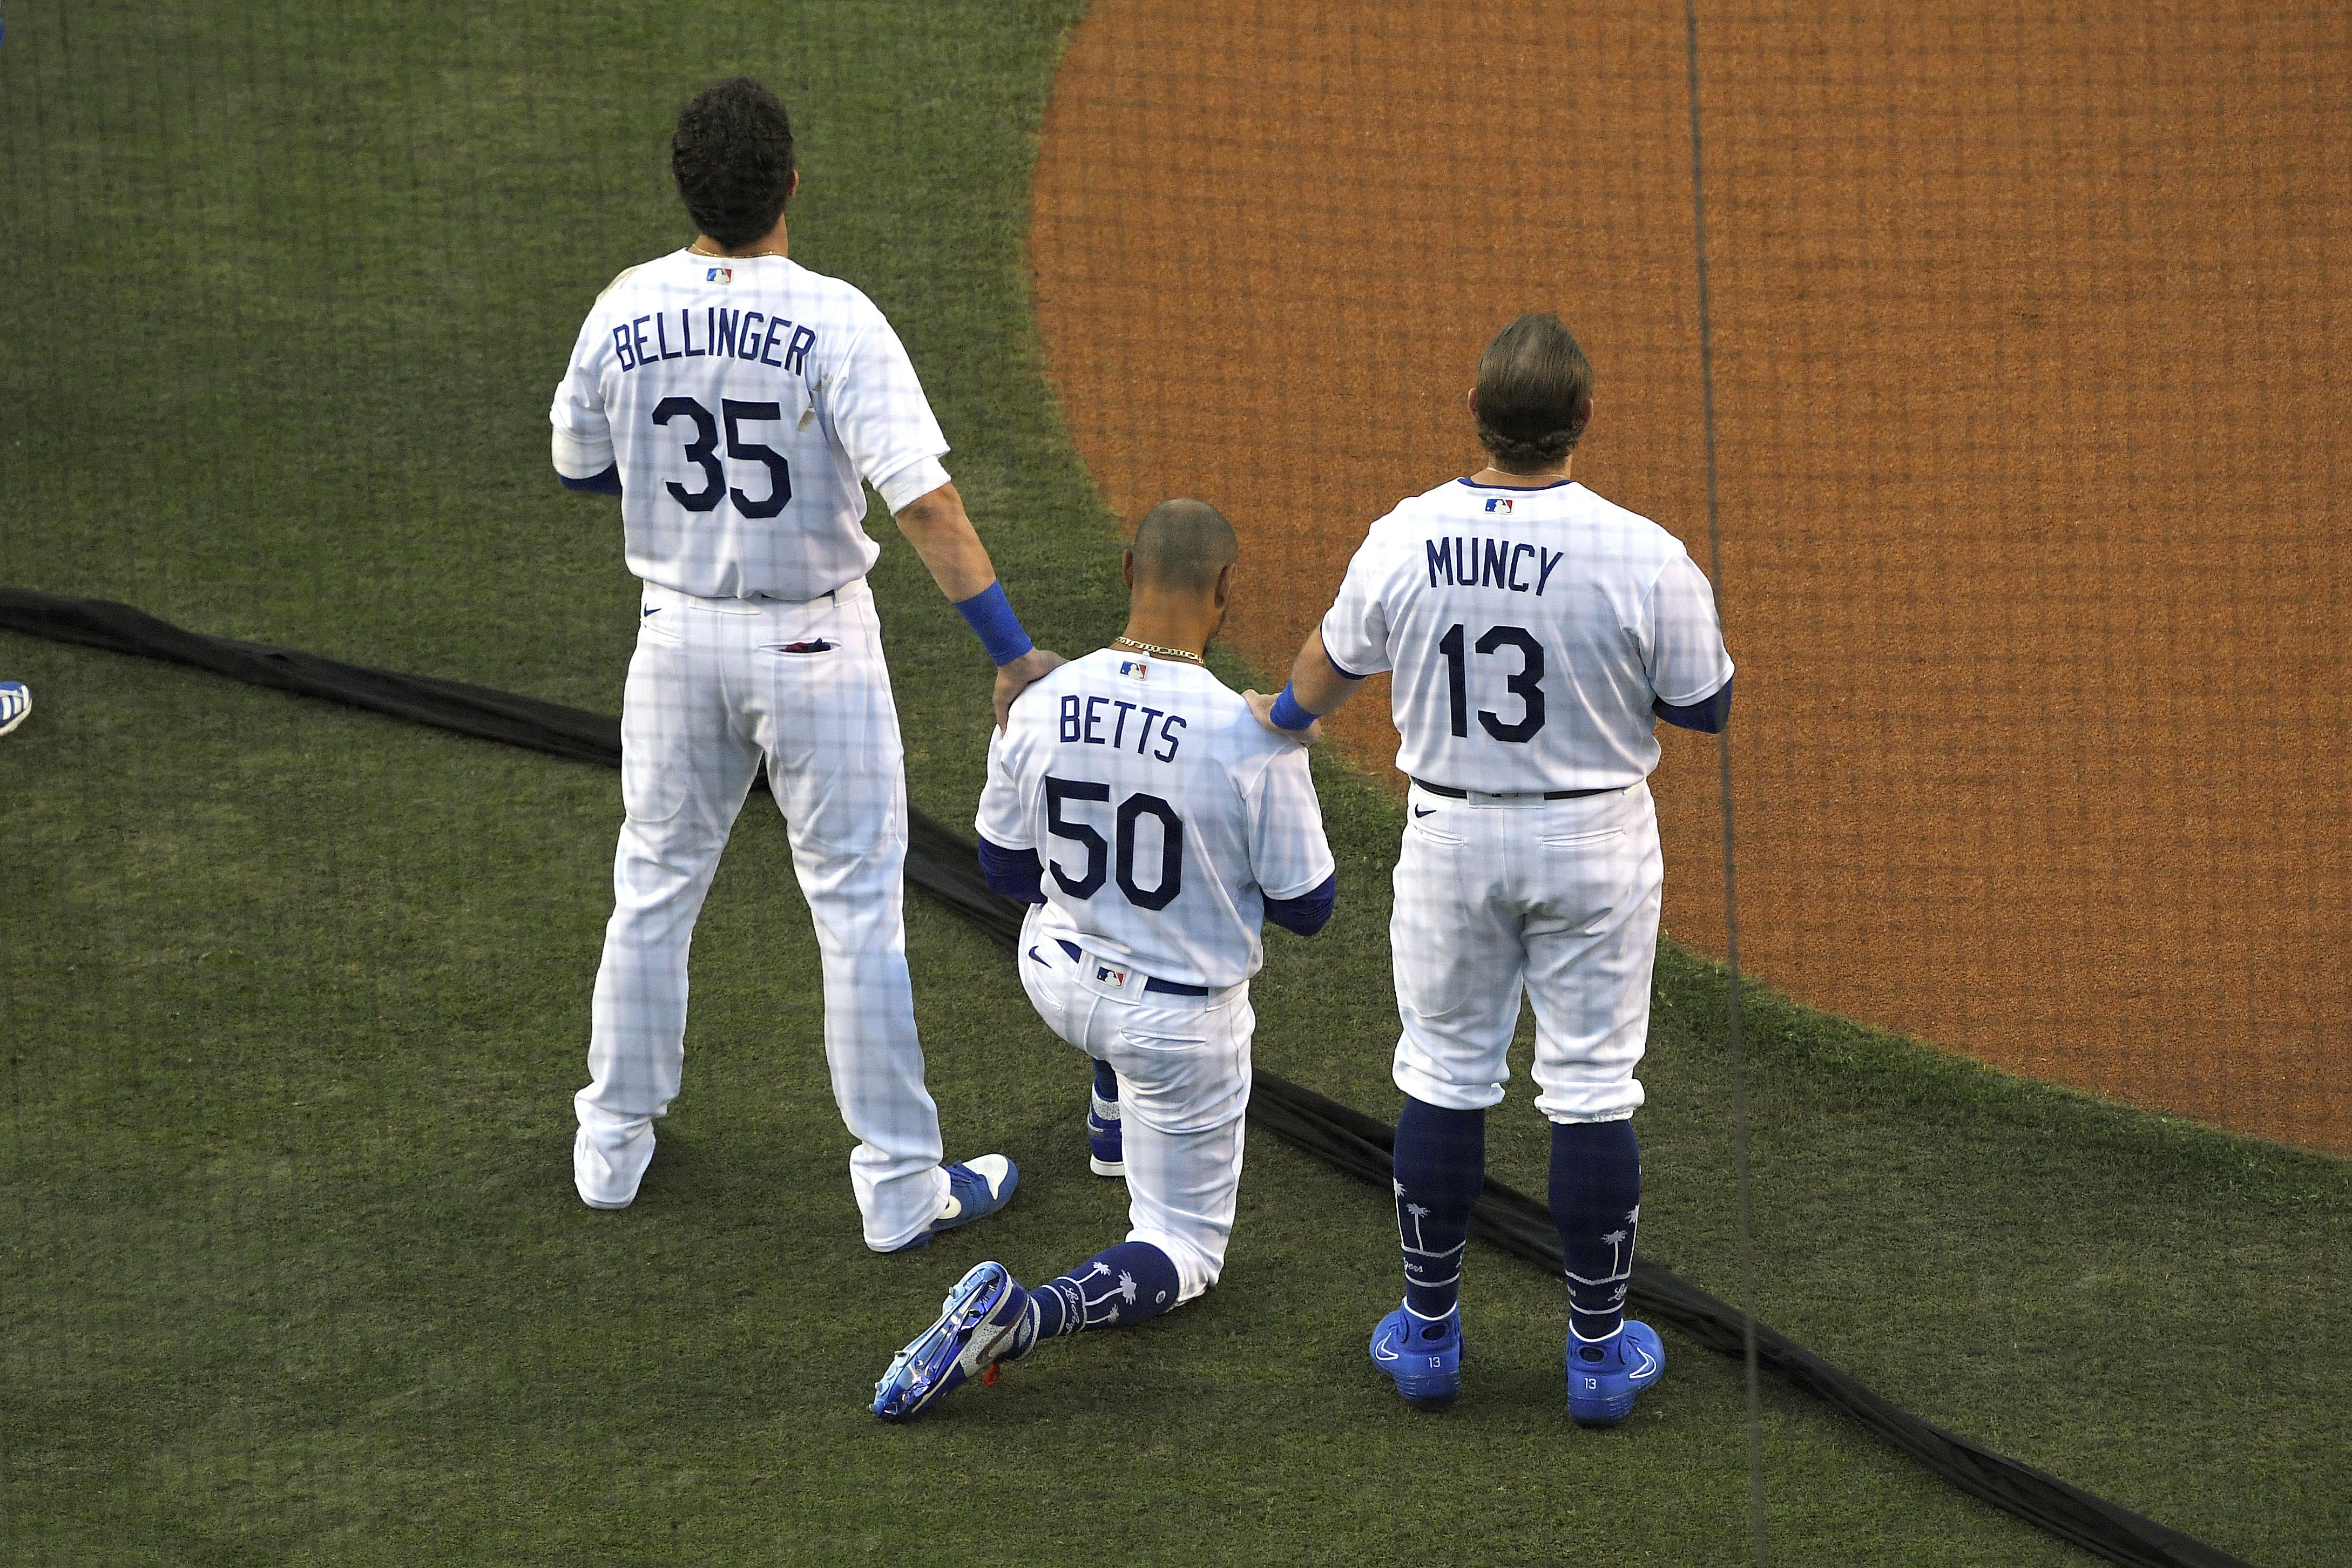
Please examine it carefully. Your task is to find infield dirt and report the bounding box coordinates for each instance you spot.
[1027,1,2351,1153]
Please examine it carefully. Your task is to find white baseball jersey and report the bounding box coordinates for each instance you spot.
[978,650,1336,991]
[549,250,951,601]
[1320,479,1733,793]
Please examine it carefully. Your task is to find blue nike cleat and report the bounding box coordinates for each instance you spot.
[1369,1302,1462,1409]
[0,681,30,738]
[1565,1320,1665,1427]
[887,1155,1019,1252]
[1086,1092,1124,1178]
[872,1260,1030,1422]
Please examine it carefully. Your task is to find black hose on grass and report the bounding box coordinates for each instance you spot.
[0,586,2255,1568]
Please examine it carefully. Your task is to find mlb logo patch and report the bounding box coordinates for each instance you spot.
[1484,497,1513,514]
[1118,658,1149,680]
[705,265,733,284]
[1095,963,1128,987]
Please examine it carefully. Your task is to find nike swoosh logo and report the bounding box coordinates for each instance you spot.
[1632,1346,1657,1376]
[1413,806,1436,817]
[643,606,659,617]
[1028,946,1045,963]
[1373,1341,1400,1362]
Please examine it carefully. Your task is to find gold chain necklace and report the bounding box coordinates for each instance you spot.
[1112,636,1204,665]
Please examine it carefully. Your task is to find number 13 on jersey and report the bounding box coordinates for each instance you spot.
[1437,622,1546,742]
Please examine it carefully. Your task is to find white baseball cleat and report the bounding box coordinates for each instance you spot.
[0,681,30,738]
[573,1113,656,1210]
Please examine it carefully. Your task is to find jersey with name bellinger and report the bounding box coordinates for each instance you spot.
[1321,478,1734,794]
[549,251,951,601]
[979,651,1335,992]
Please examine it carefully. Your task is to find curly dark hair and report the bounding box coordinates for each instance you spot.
[671,78,796,249]
[1472,313,1595,471]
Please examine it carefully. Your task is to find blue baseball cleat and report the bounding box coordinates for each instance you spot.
[1369,1302,1462,1408]
[887,1155,1019,1252]
[0,681,30,738]
[1566,1320,1665,1427]
[1086,1092,1124,1178]
[872,1260,1030,1422]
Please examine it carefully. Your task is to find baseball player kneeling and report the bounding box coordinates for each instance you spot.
[871,500,1337,1422]
[1250,314,1734,1426]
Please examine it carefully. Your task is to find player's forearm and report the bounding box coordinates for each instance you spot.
[896,479,1065,727]
[1268,631,1364,731]
[1289,632,1366,714]
[893,482,1003,604]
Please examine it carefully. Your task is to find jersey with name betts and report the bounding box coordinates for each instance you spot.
[549,251,950,601]
[1320,478,1734,793]
[978,650,1335,992]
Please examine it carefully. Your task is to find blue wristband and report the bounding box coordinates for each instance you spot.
[1269,684,1317,732]
[953,581,1034,667]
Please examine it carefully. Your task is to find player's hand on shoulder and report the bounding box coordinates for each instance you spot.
[1244,689,1321,746]
[994,647,1067,731]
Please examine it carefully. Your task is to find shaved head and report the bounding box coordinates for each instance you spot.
[1129,498,1239,596]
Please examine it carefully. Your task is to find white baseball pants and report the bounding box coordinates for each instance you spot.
[576,578,949,1251]
[1017,910,1253,1302]
[1389,779,1664,1123]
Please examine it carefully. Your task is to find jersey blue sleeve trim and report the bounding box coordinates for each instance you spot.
[1454,476,1573,492]
[1265,871,1337,936]
[559,464,623,496]
[977,835,1047,905]
[1654,675,1733,734]
[1323,648,1374,681]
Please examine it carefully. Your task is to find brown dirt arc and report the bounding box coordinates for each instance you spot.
[1026,1,2351,1154]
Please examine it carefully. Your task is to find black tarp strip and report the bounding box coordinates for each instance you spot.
[0,587,2254,1568]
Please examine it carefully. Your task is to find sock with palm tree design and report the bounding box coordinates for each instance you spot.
[1008,1240,1181,1358]
[1550,1117,1640,1348]
[1392,1096,1486,1324]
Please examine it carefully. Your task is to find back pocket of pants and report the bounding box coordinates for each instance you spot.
[1538,826,1624,851]
[1113,1030,1243,1134]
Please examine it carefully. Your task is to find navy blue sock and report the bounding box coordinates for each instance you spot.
[1009,1240,1180,1358]
[1091,1058,1119,1104]
[1550,1118,1641,1350]
[1393,1097,1485,1324]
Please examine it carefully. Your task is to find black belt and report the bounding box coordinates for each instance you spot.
[1056,938,1211,996]
[1412,778,1618,801]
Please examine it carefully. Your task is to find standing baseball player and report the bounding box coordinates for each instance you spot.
[548,78,1060,1252]
[869,499,1337,1421]
[1249,314,1733,1424]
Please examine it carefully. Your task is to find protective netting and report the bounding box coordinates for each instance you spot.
[0,584,2256,1568]
[1031,1,2351,1155]
[4,4,2346,1564]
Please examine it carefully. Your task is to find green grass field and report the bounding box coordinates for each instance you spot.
[3,4,2347,1563]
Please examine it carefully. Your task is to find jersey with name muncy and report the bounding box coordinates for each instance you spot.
[549,251,950,601]
[979,650,1335,992]
[1320,478,1734,794]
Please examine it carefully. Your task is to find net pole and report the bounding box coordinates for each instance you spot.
[1682,4,1767,1564]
